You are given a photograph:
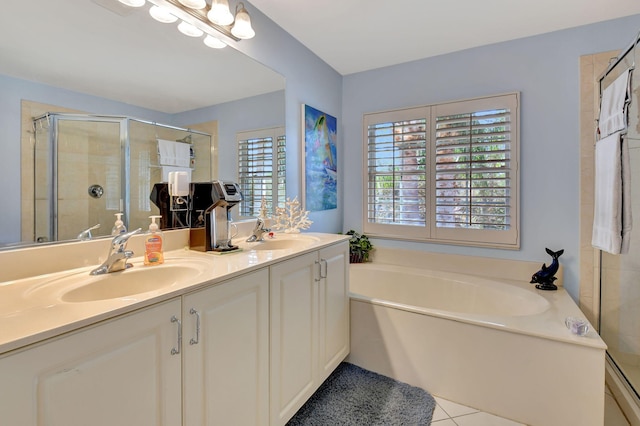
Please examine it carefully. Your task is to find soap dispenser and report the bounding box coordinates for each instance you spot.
[144,215,164,266]
[111,213,127,236]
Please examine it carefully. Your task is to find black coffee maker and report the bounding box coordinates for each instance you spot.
[189,181,243,252]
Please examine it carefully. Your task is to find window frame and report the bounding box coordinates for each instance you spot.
[362,93,520,249]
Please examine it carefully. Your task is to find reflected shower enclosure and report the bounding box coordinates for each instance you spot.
[32,113,212,242]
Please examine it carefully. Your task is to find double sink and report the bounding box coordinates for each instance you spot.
[23,233,320,304]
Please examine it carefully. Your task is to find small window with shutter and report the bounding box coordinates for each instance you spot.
[237,127,286,217]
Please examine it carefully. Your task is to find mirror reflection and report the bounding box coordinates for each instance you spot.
[1,0,285,248]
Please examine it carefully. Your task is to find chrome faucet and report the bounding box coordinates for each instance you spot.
[246,217,270,242]
[90,228,142,275]
[77,224,100,241]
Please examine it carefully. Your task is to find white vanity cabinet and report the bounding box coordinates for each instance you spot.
[0,299,183,426]
[182,268,270,426]
[269,242,349,425]
[0,236,349,426]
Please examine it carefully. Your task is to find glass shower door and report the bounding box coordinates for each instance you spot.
[599,35,640,401]
[34,116,123,242]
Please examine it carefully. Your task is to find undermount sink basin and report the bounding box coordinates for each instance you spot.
[27,261,207,303]
[245,235,319,251]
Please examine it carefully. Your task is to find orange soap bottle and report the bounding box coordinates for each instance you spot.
[144,215,164,266]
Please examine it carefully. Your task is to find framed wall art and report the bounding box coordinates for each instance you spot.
[301,104,337,212]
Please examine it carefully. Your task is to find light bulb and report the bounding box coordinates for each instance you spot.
[208,0,234,26]
[118,0,145,7]
[231,3,255,39]
[177,0,206,9]
[149,5,178,23]
[178,21,204,37]
[204,35,227,49]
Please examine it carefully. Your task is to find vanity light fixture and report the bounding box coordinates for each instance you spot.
[178,20,204,37]
[208,0,234,26]
[230,3,255,40]
[204,35,227,49]
[149,5,178,23]
[118,0,146,7]
[177,0,206,9]
[119,0,256,48]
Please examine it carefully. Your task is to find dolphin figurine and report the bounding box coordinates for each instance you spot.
[530,248,564,290]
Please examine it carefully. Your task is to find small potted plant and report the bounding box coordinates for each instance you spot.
[345,230,373,263]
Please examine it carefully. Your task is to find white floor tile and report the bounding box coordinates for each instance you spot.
[452,411,525,426]
[431,404,450,422]
[434,396,479,418]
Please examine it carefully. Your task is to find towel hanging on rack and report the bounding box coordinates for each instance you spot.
[157,139,191,167]
[598,68,632,138]
[592,131,632,255]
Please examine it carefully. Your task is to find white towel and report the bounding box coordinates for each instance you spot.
[157,139,191,167]
[599,68,632,137]
[592,131,632,254]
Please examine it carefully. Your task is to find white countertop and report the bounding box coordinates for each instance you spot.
[0,232,348,355]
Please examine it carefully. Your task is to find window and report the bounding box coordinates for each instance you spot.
[237,127,286,217]
[364,93,519,248]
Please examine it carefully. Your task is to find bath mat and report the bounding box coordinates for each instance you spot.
[286,362,436,426]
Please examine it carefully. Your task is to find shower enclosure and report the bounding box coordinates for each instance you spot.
[598,33,640,406]
[32,113,212,243]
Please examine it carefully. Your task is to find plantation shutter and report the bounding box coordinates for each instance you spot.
[435,109,511,229]
[364,107,430,239]
[276,134,286,210]
[432,94,518,246]
[237,127,286,217]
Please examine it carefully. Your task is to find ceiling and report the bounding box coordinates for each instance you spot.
[250,0,640,75]
[2,1,640,113]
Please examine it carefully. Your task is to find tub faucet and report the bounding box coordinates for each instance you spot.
[246,217,270,242]
[90,228,142,275]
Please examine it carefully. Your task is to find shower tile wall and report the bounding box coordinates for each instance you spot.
[57,120,121,242]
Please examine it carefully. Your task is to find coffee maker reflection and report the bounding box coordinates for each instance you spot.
[189,181,243,252]
[150,182,189,229]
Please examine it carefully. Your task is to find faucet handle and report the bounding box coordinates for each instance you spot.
[77,223,101,241]
[112,228,142,250]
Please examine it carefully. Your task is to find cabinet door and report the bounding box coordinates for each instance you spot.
[269,252,319,426]
[0,299,182,426]
[183,268,269,426]
[318,242,350,381]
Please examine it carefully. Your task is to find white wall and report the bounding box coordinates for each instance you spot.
[341,14,640,300]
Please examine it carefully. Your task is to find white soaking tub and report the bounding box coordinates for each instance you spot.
[347,263,607,426]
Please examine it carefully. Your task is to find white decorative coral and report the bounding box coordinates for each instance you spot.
[272,197,312,233]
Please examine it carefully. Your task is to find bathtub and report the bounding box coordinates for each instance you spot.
[347,263,607,426]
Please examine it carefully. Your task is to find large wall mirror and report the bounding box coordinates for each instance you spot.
[0,0,285,249]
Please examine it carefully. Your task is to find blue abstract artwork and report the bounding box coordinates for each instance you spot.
[303,104,337,211]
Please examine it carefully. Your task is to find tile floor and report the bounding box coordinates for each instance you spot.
[431,384,631,425]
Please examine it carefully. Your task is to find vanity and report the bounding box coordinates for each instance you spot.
[0,230,349,425]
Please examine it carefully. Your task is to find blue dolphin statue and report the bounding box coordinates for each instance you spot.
[530,248,564,290]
